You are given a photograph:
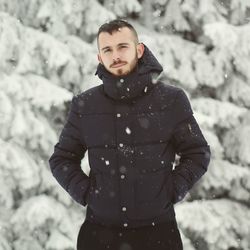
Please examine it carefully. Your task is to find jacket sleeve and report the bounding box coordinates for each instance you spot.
[170,89,211,204]
[49,96,90,206]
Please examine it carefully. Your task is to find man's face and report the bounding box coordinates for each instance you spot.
[98,27,144,76]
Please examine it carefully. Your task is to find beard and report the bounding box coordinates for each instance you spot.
[108,51,139,76]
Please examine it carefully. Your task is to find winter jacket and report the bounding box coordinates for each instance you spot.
[49,45,211,229]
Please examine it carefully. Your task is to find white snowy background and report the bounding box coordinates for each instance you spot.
[0,0,250,249]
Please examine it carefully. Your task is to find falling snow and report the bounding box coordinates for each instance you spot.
[1,0,250,249]
[125,127,131,134]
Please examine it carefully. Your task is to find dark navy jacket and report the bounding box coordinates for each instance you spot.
[49,45,211,229]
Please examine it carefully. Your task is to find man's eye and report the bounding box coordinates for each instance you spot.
[104,49,111,53]
[120,45,128,49]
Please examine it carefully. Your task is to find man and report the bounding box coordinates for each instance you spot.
[49,19,211,250]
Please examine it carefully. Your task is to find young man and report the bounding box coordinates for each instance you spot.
[49,19,211,250]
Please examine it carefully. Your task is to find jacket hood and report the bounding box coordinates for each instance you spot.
[95,44,163,102]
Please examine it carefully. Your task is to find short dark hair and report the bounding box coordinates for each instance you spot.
[97,19,139,46]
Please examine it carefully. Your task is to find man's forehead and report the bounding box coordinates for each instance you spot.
[98,27,135,47]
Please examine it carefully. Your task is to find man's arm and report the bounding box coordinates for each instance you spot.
[49,96,90,206]
[171,89,211,204]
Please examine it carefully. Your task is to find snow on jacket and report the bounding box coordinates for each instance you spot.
[49,44,211,229]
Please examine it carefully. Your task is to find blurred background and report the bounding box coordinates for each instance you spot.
[0,0,250,249]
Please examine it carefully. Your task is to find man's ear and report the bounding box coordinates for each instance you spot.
[137,43,145,59]
[98,54,103,64]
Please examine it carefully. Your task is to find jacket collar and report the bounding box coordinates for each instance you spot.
[95,44,163,102]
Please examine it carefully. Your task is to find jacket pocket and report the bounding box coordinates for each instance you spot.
[168,170,175,204]
[86,173,119,219]
[85,174,96,205]
[129,169,173,220]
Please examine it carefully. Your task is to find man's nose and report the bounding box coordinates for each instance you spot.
[112,50,120,61]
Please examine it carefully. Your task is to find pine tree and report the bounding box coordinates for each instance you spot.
[0,0,250,249]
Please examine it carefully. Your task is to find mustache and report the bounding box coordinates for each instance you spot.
[110,60,127,68]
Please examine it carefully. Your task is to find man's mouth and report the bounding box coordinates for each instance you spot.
[111,62,127,68]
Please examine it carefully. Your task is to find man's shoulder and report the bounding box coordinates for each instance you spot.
[154,81,184,102]
[72,84,114,113]
[76,84,103,100]
[71,84,104,113]
[156,81,182,94]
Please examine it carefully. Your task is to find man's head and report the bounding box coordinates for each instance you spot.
[97,19,144,76]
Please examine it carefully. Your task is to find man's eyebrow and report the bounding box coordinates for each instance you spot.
[101,46,111,51]
[117,43,130,46]
[101,43,130,51]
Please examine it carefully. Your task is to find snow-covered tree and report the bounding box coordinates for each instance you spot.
[0,0,250,249]
[103,0,142,19]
